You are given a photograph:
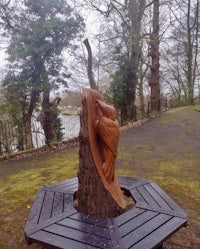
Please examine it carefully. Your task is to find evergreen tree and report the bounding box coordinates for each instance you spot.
[1,0,84,148]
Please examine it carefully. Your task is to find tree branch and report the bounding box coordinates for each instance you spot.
[83,38,98,90]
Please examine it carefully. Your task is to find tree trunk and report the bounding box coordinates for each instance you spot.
[149,0,160,113]
[125,0,146,122]
[76,88,125,218]
[42,89,53,146]
[21,88,39,150]
[186,0,194,104]
[138,57,147,117]
[23,114,33,150]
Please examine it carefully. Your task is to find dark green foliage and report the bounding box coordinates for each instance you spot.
[108,54,136,124]
[51,106,63,143]
[1,0,84,148]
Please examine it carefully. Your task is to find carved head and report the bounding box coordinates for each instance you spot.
[96,99,117,121]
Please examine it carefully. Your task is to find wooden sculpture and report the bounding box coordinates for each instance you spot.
[76,88,125,218]
[95,98,119,183]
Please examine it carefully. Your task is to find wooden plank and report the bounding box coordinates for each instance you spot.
[136,185,161,208]
[118,176,138,188]
[26,204,77,235]
[122,213,172,248]
[130,188,148,206]
[24,190,45,233]
[115,207,145,226]
[25,189,45,228]
[150,182,187,214]
[119,176,152,189]
[57,217,111,239]
[136,204,188,219]
[45,178,78,191]
[129,217,187,249]
[53,183,78,192]
[128,180,153,190]
[63,193,74,211]
[39,191,55,223]
[69,212,110,227]
[43,223,113,248]
[107,219,126,249]
[119,176,151,185]
[51,192,64,217]
[143,184,173,211]
[63,186,78,194]
[118,210,158,237]
[30,229,99,249]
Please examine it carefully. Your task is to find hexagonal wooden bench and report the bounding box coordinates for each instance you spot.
[24,176,187,249]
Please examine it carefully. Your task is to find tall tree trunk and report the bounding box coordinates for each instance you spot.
[149,0,160,113]
[138,55,148,116]
[126,51,137,121]
[187,0,199,104]
[76,88,125,218]
[22,89,39,150]
[125,0,146,121]
[42,88,53,146]
[192,0,199,103]
[186,0,194,104]
[23,114,33,150]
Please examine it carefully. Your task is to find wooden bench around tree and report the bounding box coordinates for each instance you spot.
[24,176,187,249]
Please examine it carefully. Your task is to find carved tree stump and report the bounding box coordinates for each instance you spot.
[76,88,125,218]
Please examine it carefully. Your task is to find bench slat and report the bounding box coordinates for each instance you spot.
[63,193,74,211]
[51,192,64,217]
[39,191,54,223]
[119,210,158,237]
[26,204,77,235]
[45,178,78,191]
[119,177,151,189]
[144,184,173,211]
[43,223,113,248]
[130,188,148,206]
[25,189,45,227]
[137,185,161,208]
[116,207,145,226]
[69,212,110,227]
[150,182,186,213]
[122,213,172,248]
[58,218,110,239]
[130,216,187,249]
[31,229,98,249]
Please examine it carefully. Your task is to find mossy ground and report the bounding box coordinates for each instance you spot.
[0,147,78,249]
[0,106,199,249]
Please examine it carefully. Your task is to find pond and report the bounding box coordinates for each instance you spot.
[32,115,80,148]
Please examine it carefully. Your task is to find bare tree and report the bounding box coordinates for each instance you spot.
[149,0,161,112]
[162,0,200,106]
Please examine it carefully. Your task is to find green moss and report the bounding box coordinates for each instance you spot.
[0,148,79,249]
[194,105,200,112]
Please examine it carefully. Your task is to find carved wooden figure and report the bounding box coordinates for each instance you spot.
[76,88,125,218]
[95,99,119,183]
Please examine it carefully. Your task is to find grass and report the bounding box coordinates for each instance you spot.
[0,148,78,249]
[0,106,200,249]
[194,105,200,112]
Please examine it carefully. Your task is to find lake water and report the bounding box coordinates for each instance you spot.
[32,115,80,148]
